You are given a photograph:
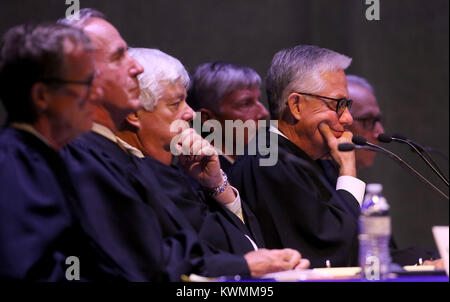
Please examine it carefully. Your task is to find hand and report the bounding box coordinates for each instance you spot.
[319,123,356,177]
[423,258,445,270]
[244,248,308,278]
[294,258,311,270]
[176,129,222,188]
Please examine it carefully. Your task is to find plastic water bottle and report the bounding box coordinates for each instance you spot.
[359,183,391,280]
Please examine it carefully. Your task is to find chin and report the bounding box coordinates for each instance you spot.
[129,98,142,111]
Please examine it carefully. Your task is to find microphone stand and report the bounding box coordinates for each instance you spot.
[388,136,449,186]
[356,142,449,200]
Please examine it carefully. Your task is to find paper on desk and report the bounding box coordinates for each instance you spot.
[262,267,361,281]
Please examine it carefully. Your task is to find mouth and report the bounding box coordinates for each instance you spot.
[130,86,140,97]
[329,127,345,137]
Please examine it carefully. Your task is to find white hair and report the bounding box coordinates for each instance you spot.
[346,74,375,94]
[266,45,352,119]
[128,48,190,112]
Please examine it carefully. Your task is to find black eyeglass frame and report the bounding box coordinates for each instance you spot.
[353,115,383,131]
[295,92,353,117]
[39,72,96,88]
[39,72,97,105]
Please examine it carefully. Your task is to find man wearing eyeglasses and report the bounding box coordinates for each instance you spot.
[346,75,384,170]
[229,45,366,268]
[0,22,103,280]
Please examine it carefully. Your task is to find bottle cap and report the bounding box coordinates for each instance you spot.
[366,183,383,194]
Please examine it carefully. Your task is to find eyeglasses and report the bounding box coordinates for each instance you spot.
[40,71,96,88]
[40,72,97,105]
[354,115,383,131]
[295,92,353,117]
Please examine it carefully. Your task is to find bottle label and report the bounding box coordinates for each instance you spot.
[359,216,391,235]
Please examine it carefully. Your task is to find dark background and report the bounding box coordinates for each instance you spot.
[0,0,448,251]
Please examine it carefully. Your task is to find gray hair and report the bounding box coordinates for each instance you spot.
[346,74,375,94]
[187,62,261,114]
[57,8,106,28]
[266,45,352,119]
[128,48,190,112]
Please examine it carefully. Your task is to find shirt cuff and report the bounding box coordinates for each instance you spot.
[224,186,245,223]
[336,176,366,206]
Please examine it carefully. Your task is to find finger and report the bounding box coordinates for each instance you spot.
[318,123,335,143]
[179,128,197,145]
[340,130,353,141]
[202,145,217,157]
[295,258,311,270]
[181,132,198,155]
[191,140,204,156]
[278,249,301,269]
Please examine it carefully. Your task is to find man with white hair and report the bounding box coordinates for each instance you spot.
[116,47,310,268]
[229,45,366,268]
[60,9,307,281]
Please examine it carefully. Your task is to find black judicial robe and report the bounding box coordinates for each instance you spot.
[141,157,265,254]
[229,128,361,268]
[62,131,250,280]
[218,155,233,174]
[0,128,121,280]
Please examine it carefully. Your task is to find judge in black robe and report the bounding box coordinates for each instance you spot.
[0,128,124,280]
[62,128,251,280]
[0,21,146,280]
[140,155,265,255]
[229,128,361,268]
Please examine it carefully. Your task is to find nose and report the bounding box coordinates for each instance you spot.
[128,55,144,77]
[339,107,353,126]
[183,103,196,121]
[373,120,385,138]
[256,101,270,120]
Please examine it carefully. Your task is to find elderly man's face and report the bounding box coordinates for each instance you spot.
[83,18,143,119]
[295,70,353,159]
[45,45,99,143]
[347,83,384,169]
[137,80,195,151]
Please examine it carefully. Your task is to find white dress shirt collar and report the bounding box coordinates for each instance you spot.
[11,122,52,148]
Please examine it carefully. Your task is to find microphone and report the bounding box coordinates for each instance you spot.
[351,135,448,200]
[378,134,449,187]
[338,143,356,152]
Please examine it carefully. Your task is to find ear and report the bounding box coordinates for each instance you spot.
[286,93,302,121]
[30,82,51,114]
[125,111,141,130]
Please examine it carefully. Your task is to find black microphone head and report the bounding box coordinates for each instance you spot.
[392,133,408,140]
[338,143,356,152]
[352,135,367,146]
[377,133,392,143]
